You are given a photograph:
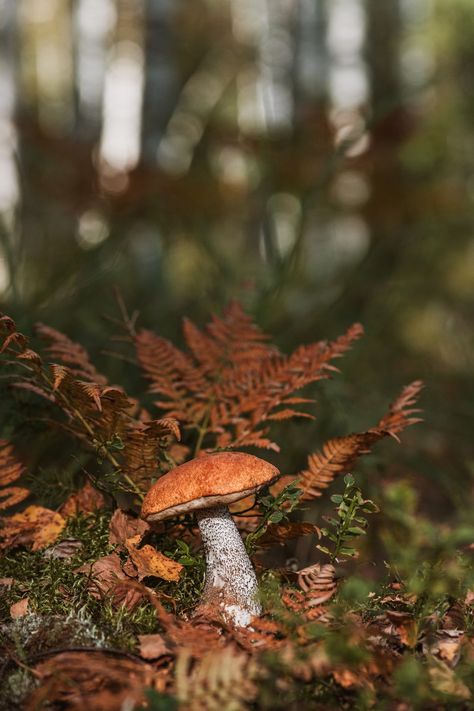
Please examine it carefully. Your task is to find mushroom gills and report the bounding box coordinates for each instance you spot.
[195,505,261,627]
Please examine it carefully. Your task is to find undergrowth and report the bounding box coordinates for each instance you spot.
[0,303,472,709]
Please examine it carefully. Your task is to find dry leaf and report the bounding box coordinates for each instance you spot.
[152,603,224,657]
[110,578,155,611]
[108,508,150,549]
[425,630,465,668]
[10,597,29,618]
[43,538,84,559]
[125,535,183,582]
[75,552,127,596]
[332,668,361,689]
[385,610,418,648]
[428,657,471,700]
[138,633,172,659]
[59,481,105,518]
[26,650,156,711]
[0,505,65,551]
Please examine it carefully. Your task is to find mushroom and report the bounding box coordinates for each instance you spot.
[140,451,280,627]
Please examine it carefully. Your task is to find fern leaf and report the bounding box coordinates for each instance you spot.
[35,323,107,384]
[176,646,259,711]
[0,440,29,511]
[136,308,363,453]
[376,379,424,439]
[297,563,337,602]
[298,433,377,499]
[0,486,30,510]
[0,441,26,486]
[278,381,423,500]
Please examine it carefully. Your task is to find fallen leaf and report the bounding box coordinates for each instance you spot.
[10,597,29,618]
[108,508,150,549]
[332,668,361,689]
[125,536,183,582]
[425,630,465,668]
[26,650,156,711]
[0,505,65,551]
[59,481,105,518]
[385,610,418,648]
[138,633,171,659]
[43,538,84,559]
[110,579,154,611]
[75,553,127,596]
[428,657,471,700]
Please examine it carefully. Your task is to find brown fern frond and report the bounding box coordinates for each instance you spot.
[376,380,424,439]
[175,645,259,711]
[136,305,359,452]
[0,315,42,366]
[121,418,180,486]
[0,440,29,511]
[277,381,423,500]
[35,323,107,384]
[0,440,26,486]
[297,563,337,603]
[135,329,203,420]
[281,587,330,622]
[297,433,378,499]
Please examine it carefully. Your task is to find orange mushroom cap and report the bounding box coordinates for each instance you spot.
[141,451,280,522]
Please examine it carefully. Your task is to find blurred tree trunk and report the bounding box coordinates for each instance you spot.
[365,0,402,112]
[141,0,178,161]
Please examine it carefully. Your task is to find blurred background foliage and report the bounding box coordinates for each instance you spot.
[0,0,473,538]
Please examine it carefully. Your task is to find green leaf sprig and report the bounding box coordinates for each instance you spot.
[317,474,378,564]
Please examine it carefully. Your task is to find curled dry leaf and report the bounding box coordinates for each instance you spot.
[75,552,127,597]
[110,578,156,611]
[138,633,172,660]
[125,535,183,582]
[0,505,65,551]
[26,650,156,711]
[152,603,225,657]
[43,538,84,559]
[10,597,29,618]
[108,508,150,549]
[59,480,105,518]
[297,563,337,601]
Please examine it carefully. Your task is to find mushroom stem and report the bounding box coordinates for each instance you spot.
[195,504,261,627]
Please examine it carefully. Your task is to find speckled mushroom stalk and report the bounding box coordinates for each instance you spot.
[195,505,261,627]
[140,452,280,628]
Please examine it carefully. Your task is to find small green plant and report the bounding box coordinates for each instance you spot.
[317,474,379,564]
[244,481,302,554]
